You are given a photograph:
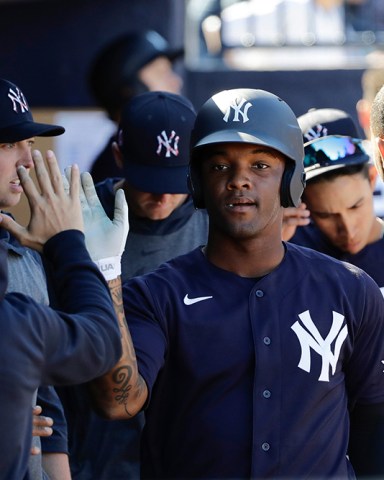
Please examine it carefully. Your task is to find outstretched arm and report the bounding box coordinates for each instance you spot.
[89,276,148,419]
[0,150,122,479]
[68,169,148,419]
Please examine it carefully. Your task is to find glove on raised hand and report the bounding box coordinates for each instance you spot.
[64,168,129,281]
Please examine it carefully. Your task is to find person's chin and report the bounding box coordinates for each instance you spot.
[147,207,173,220]
[148,213,170,221]
[6,193,22,207]
[344,242,363,255]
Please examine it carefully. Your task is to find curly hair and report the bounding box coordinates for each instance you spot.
[369,84,384,179]
[371,84,384,138]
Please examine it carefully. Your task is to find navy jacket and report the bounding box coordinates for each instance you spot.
[0,230,121,480]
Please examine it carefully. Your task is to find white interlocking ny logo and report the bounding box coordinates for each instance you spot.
[8,87,28,113]
[223,97,252,123]
[303,124,328,142]
[157,130,179,157]
[291,310,348,382]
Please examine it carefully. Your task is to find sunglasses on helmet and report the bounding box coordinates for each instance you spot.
[304,136,369,172]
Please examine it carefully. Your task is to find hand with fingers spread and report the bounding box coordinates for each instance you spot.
[0,150,83,252]
[64,167,129,281]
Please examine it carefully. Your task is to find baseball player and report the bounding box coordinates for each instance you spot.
[286,108,384,294]
[0,76,71,478]
[58,91,209,480]
[88,30,184,183]
[0,149,127,480]
[90,88,384,478]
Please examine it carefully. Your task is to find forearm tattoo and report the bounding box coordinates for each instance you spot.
[108,277,147,416]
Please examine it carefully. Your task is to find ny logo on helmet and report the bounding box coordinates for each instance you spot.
[223,97,252,123]
[291,309,348,382]
[8,87,28,114]
[303,124,328,142]
[157,130,180,157]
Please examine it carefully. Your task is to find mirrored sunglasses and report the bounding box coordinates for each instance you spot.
[304,136,368,170]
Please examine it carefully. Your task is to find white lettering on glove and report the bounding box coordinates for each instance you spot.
[64,168,129,281]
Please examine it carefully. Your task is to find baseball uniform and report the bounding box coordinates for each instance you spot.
[123,243,384,479]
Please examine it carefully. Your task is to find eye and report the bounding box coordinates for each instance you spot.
[212,164,229,172]
[0,143,15,149]
[316,213,330,219]
[250,159,271,170]
[252,162,269,170]
[350,200,363,210]
[27,139,35,147]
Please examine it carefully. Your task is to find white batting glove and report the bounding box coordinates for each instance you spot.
[64,168,129,281]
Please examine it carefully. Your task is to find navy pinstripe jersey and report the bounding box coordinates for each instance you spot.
[123,242,384,479]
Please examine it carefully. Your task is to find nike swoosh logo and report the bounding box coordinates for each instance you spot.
[183,294,213,305]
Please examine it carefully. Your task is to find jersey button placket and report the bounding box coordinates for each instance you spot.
[257,294,272,400]
[262,390,271,399]
[250,285,278,475]
[261,442,270,452]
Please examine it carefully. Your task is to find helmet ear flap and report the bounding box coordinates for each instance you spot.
[280,162,306,208]
[280,167,293,208]
[188,164,205,209]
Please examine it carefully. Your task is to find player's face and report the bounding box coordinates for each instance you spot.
[0,139,34,208]
[138,56,183,94]
[201,142,285,241]
[303,169,378,254]
[123,182,188,220]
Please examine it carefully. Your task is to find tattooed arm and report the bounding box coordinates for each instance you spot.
[63,167,147,418]
[88,276,148,420]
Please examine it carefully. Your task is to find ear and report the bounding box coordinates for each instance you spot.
[112,142,124,170]
[356,98,371,136]
[368,163,378,191]
[376,137,384,181]
[377,137,384,158]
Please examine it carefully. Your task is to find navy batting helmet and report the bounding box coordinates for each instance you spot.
[188,88,305,208]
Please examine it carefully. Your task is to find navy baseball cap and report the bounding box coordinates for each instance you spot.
[0,78,65,143]
[117,91,196,194]
[298,108,369,180]
[89,30,184,115]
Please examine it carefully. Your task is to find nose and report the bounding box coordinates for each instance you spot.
[151,193,171,203]
[337,215,356,240]
[227,166,251,191]
[16,143,34,170]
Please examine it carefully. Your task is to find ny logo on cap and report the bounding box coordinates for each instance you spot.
[223,97,252,123]
[303,124,328,142]
[8,87,28,114]
[157,130,179,157]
